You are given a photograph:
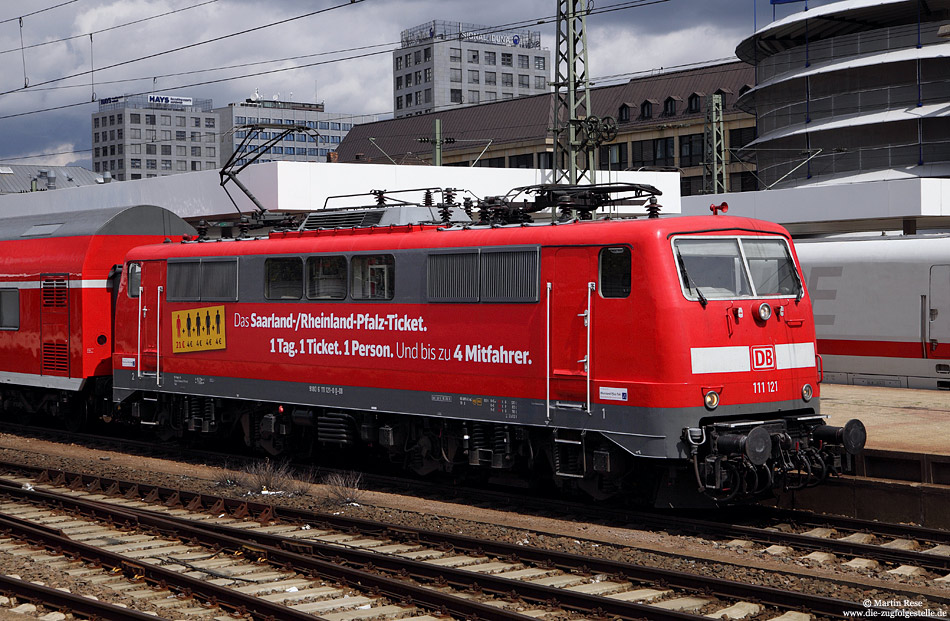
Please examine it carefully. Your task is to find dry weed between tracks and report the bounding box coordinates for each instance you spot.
[216,459,314,497]
[321,471,365,505]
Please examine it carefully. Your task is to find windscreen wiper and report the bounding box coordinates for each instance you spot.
[676,252,708,308]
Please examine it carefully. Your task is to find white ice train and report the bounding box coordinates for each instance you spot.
[796,234,950,390]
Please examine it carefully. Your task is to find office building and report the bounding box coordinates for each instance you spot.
[214,98,379,167]
[92,94,219,181]
[394,20,551,118]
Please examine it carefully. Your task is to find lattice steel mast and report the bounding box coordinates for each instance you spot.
[552,0,594,186]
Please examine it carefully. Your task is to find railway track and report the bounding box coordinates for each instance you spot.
[0,463,908,620]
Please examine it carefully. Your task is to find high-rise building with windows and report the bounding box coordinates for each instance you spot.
[214,98,379,167]
[91,94,219,181]
[394,20,551,118]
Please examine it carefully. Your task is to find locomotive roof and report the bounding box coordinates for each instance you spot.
[0,204,195,242]
[125,215,791,260]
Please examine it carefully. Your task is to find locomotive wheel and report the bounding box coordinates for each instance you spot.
[64,402,88,433]
[155,409,176,442]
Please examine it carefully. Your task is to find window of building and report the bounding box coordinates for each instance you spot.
[395,56,402,70]
[146,144,156,155]
[175,130,185,141]
[131,113,142,124]
[193,117,201,127]
[109,129,116,141]
[518,54,529,69]
[236,116,246,124]
[176,116,185,126]
[161,160,171,170]
[191,132,200,142]
[518,74,529,89]
[205,132,214,142]
[450,47,461,62]
[94,133,99,144]
[468,70,479,84]
[423,47,431,62]
[158,130,168,140]
[94,118,100,128]
[484,51,496,65]
[640,101,653,119]
[145,114,155,125]
[146,159,156,169]
[450,68,461,83]
[484,72,496,86]
[468,49,478,63]
[286,147,295,155]
[191,161,201,171]
[144,129,155,141]
[680,175,703,197]
[205,161,216,169]
[423,67,432,83]
[653,137,674,166]
[161,115,171,125]
[109,145,116,156]
[501,53,512,66]
[205,118,215,128]
[94,162,100,172]
[396,76,403,89]
[395,95,403,110]
[94,147,100,157]
[509,153,533,168]
[404,53,411,67]
[351,255,394,300]
[729,126,757,162]
[425,88,432,103]
[535,76,546,89]
[535,56,546,70]
[414,70,422,85]
[663,97,678,116]
[598,143,628,171]
[117,113,123,123]
[131,144,141,154]
[109,115,115,125]
[450,89,463,104]
[688,93,702,113]
[161,145,171,156]
[502,73,513,87]
[405,73,413,87]
[503,92,513,99]
[413,49,422,64]
[468,90,480,104]
[176,145,186,156]
[679,133,703,167]
[307,256,347,300]
[600,247,631,298]
[191,146,201,157]
[177,160,186,171]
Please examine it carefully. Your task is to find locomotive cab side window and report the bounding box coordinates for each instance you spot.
[265,258,303,300]
[0,289,19,330]
[599,247,631,298]
[351,254,395,300]
[307,256,347,300]
[127,262,141,298]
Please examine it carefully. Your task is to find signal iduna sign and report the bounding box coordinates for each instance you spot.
[173,305,226,353]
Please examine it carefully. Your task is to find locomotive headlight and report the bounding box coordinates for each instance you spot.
[703,390,720,410]
[802,383,813,402]
[757,302,772,321]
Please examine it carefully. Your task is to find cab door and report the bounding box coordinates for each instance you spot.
[138,260,166,384]
[548,247,598,408]
[930,265,950,358]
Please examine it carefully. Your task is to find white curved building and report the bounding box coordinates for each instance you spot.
[736,0,950,188]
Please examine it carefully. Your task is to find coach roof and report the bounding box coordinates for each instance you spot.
[0,204,195,242]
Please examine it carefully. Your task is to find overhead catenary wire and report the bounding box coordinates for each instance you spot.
[0,0,79,26]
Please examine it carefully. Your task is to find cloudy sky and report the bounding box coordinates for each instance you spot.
[0,0,837,169]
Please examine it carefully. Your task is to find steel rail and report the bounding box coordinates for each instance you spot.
[1,469,888,619]
[0,573,171,621]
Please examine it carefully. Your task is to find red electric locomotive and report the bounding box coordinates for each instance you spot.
[104,184,862,505]
[0,185,865,505]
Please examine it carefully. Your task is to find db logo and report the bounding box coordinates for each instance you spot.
[751,345,776,371]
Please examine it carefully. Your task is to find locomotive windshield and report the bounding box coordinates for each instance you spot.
[673,236,802,301]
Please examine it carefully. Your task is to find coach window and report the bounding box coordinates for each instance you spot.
[306,256,347,300]
[127,263,141,298]
[265,258,303,300]
[0,289,19,330]
[351,255,394,300]
[167,260,200,301]
[600,247,631,298]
